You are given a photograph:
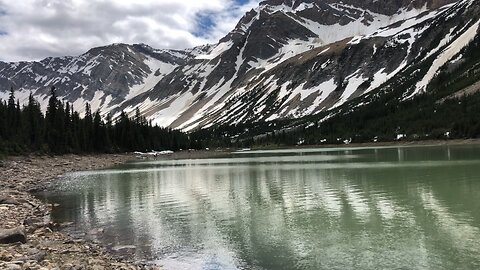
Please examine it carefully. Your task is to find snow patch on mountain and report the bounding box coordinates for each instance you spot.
[414,19,480,96]
[125,57,177,100]
[195,41,234,60]
[150,92,196,127]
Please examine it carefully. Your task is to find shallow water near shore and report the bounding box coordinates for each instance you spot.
[40,145,480,269]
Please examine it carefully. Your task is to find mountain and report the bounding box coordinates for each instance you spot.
[1,0,478,132]
[0,43,209,113]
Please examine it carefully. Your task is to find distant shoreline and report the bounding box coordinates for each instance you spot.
[133,139,480,161]
[243,138,480,151]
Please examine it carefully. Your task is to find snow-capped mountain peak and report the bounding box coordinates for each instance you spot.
[2,0,477,133]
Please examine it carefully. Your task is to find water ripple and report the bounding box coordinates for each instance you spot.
[41,144,480,270]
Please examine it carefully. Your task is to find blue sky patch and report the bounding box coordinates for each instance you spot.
[234,0,252,5]
[193,12,216,37]
[193,0,256,37]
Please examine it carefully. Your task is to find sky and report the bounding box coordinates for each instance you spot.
[0,0,261,62]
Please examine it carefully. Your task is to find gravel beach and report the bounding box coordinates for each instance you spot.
[0,154,162,270]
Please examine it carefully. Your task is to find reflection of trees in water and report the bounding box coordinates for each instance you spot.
[50,146,480,269]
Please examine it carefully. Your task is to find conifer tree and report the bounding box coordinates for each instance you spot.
[83,103,93,151]
[0,100,7,143]
[45,86,59,152]
[6,87,17,140]
[25,92,44,149]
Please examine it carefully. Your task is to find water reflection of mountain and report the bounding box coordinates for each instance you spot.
[47,145,480,269]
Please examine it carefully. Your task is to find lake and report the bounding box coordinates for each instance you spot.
[40,145,480,269]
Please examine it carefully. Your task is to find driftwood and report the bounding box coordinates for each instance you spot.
[0,226,27,244]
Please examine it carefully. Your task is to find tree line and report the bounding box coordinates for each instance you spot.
[0,87,199,155]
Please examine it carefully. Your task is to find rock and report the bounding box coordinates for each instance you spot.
[88,228,105,235]
[0,196,20,205]
[0,252,13,262]
[88,258,104,265]
[24,217,48,230]
[18,250,47,262]
[111,245,136,252]
[5,264,22,270]
[0,226,27,244]
[61,264,74,270]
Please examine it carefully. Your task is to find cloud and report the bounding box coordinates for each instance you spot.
[0,0,260,62]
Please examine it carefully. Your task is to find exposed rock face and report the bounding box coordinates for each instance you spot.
[323,0,456,14]
[1,0,474,131]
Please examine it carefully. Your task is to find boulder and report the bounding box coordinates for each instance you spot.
[0,226,27,244]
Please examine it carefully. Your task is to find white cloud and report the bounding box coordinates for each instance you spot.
[0,0,260,62]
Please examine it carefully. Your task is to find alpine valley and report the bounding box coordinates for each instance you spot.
[1,0,480,141]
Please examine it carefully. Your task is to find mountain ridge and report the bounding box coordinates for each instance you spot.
[1,0,476,132]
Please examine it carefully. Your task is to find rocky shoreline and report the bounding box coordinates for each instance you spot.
[0,154,160,270]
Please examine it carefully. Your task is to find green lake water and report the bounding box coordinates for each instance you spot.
[41,145,480,269]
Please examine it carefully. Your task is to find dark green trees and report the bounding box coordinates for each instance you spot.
[0,87,196,155]
[25,92,44,150]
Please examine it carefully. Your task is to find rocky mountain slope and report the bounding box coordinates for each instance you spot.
[2,0,477,132]
[0,44,209,113]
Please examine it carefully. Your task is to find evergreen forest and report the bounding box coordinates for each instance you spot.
[0,87,197,155]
